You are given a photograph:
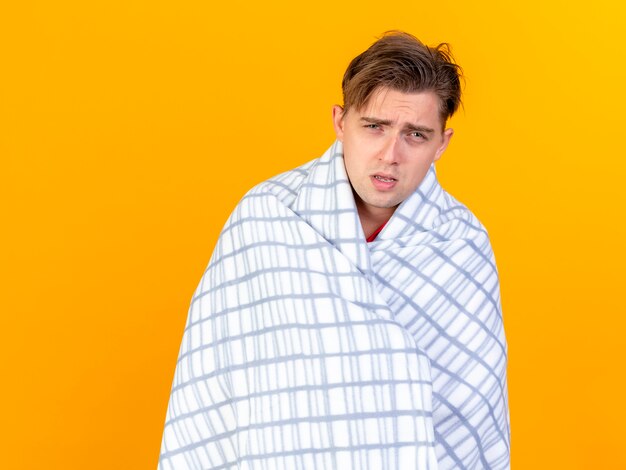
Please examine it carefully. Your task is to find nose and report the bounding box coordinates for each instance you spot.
[378,135,400,165]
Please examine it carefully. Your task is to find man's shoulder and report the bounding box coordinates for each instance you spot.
[241,149,328,209]
[438,189,481,224]
[433,187,494,243]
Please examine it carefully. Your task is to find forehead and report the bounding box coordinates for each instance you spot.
[356,87,443,126]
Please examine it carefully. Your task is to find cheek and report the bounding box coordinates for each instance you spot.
[344,155,361,181]
[407,163,430,188]
[343,143,363,173]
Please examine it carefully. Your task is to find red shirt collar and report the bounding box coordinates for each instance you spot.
[366,220,388,243]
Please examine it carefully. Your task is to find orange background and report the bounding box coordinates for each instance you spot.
[2,1,625,468]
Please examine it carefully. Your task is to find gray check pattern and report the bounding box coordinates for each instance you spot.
[158,141,510,469]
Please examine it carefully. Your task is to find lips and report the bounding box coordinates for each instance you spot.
[373,175,396,183]
[371,173,397,190]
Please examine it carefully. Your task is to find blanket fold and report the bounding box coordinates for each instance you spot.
[158,141,509,470]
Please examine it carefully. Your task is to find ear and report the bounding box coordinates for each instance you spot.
[434,128,454,161]
[332,105,345,141]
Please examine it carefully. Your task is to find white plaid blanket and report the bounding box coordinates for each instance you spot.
[158,141,510,469]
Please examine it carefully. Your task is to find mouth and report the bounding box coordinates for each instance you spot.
[371,174,398,190]
[373,175,397,183]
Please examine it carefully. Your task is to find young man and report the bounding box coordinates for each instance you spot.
[159,32,510,469]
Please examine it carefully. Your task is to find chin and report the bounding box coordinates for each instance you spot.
[357,188,403,210]
[369,198,402,210]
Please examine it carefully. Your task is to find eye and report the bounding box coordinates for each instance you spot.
[408,131,428,142]
[364,123,380,129]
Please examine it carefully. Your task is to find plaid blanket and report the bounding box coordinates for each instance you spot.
[158,141,510,469]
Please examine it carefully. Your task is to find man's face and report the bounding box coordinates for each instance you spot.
[332,87,454,220]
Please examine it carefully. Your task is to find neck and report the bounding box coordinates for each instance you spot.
[355,197,396,239]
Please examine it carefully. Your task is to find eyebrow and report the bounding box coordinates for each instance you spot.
[360,116,435,134]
